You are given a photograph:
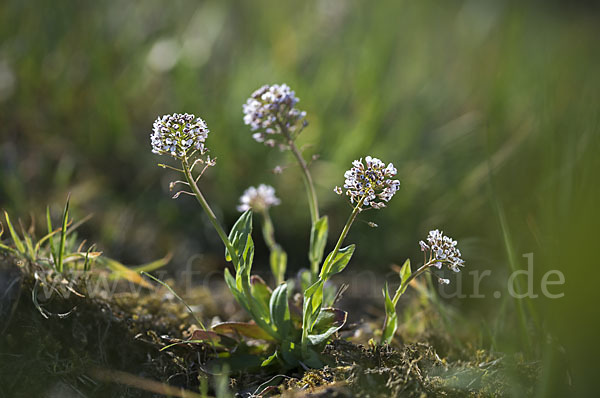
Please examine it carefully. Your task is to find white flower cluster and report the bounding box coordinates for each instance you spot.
[151,113,209,159]
[335,156,400,209]
[237,184,281,213]
[243,84,307,147]
[419,229,465,272]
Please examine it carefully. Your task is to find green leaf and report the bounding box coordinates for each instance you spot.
[224,268,251,315]
[269,283,291,337]
[250,275,272,323]
[397,258,412,298]
[3,211,25,254]
[242,234,255,274]
[269,247,287,284]
[212,322,276,341]
[302,279,324,333]
[307,308,347,345]
[225,210,253,267]
[299,269,312,292]
[261,351,279,367]
[309,216,328,265]
[280,341,300,367]
[381,282,398,345]
[320,244,355,279]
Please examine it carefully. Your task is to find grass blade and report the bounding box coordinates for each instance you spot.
[46,206,58,266]
[129,253,173,273]
[97,257,152,288]
[57,195,70,272]
[19,219,36,259]
[83,244,96,272]
[3,211,25,254]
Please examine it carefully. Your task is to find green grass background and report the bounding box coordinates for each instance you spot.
[0,1,598,396]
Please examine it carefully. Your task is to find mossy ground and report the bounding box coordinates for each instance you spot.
[0,255,538,397]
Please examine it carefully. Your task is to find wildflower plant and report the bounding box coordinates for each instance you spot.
[380,230,465,344]
[243,84,324,284]
[150,84,464,368]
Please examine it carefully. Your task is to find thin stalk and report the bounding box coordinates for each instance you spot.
[279,123,319,223]
[399,262,431,298]
[287,141,319,223]
[279,122,321,278]
[181,158,240,271]
[381,260,431,342]
[320,197,364,278]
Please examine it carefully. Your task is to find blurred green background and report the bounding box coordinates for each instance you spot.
[1,0,598,396]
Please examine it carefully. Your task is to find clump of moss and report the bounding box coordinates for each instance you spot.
[279,339,539,397]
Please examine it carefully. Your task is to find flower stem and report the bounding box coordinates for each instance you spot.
[320,198,364,279]
[396,262,431,302]
[181,157,240,271]
[279,123,322,278]
[280,125,319,223]
[381,260,433,344]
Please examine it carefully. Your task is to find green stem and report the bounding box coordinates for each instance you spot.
[279,123,321,279]
[282,132,319,223]
[394,262,430,304]
[181,157,240,271]
[381,261,432,344]
[320,197,364,278]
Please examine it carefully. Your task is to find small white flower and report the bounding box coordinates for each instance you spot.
[339,156,400,209]
[237,184,281,213]
[420,229,465,272]
[243,84,307,148]
[151,113,209,159]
